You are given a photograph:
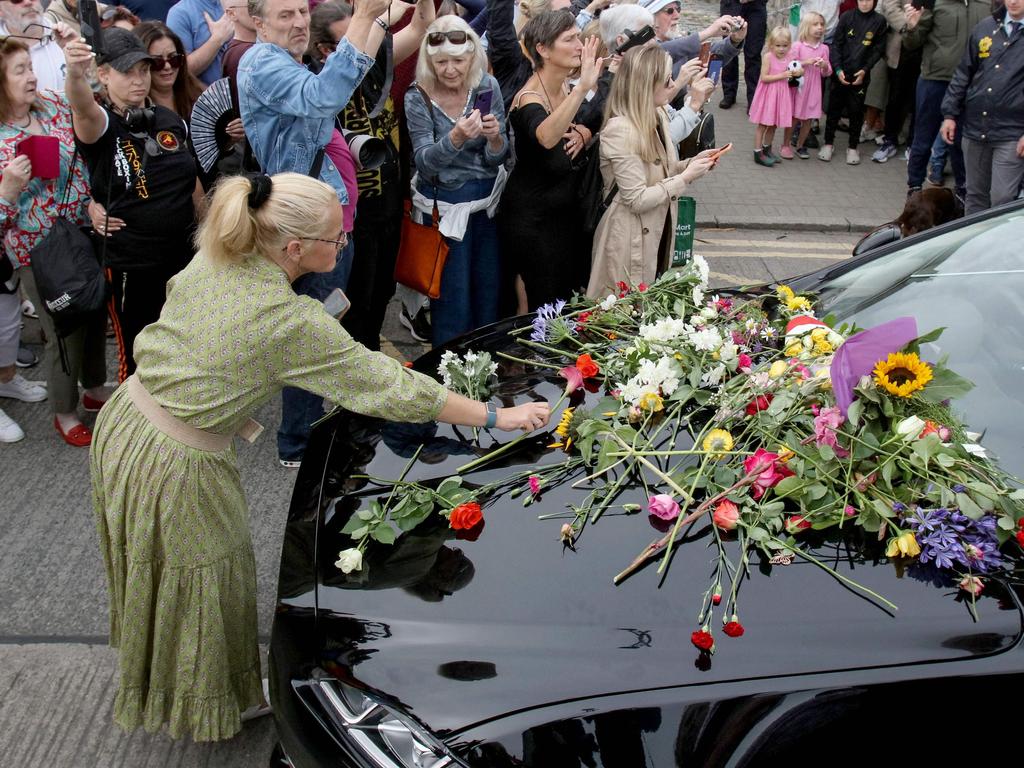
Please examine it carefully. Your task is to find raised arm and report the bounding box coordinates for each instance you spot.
[392,0,436,65]
[60,26,108,144]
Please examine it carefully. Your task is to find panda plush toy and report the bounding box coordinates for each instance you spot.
[787,59,803,89]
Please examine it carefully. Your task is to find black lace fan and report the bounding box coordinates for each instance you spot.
[190,78,237,173]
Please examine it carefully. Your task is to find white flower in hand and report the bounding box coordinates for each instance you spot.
[335,548,363,574]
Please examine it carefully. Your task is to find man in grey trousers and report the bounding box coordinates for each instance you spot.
[940,0,1024,215]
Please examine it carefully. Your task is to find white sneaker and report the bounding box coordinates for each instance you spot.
[20,299,37,319]
[860,127,878,142]
[846,149,861,165]
[0,374,47,402]
[818,144,833,162]
[0,407,24,442]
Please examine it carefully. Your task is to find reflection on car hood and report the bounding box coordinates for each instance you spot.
[284,319,1023,739]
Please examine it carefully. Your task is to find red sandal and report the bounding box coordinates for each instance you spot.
[82,393,108,412]
[54,417,92,447]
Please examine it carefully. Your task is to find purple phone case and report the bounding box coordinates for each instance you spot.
[473,90,493,116]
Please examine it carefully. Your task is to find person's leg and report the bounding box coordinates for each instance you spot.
[113,266,174,381]
[719,0,743,104]
[742,0,768,109]
[928,132,948,184]
[342,194,385,349]
[365,187,404,351]
[986,140,1024,209]
[823,78,843,145]
[846,81,868,150]
[959,137,991,215]
[429,233,470,348]
[0,292,20,385]
[797,119,812,148]
[907,78,946,189]
[948,122,967,200]
[19,265,79,418]
[470,211,502,332]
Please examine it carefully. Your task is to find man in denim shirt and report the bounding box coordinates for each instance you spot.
[237,0,388,468]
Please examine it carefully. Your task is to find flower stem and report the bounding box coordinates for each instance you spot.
[495,351,563,370]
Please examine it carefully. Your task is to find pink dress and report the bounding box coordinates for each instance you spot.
[791,40,832,120]
[748,50,797,128]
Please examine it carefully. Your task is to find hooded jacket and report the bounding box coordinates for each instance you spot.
[830,5,888,78]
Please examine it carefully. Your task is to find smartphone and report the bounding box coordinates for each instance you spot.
[323,288,351,319]
[16,135,60,179]
[78,0,104,56]
[707,143,733,163]
[472,89,493,116]
[707,56,723,85]
[699,41,711,66]
[614,24,655,55]
[910,0,935,8]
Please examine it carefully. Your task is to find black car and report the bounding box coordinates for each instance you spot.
[268,202,1024,767]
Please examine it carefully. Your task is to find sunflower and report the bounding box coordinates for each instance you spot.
[548,407,576,451]
[873,352,933,398]
[776,284,795,302]
[702,429,734,459]
[786,296,813,313]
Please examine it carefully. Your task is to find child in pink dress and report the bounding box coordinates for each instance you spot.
[790,12,832,159]
[748,27,803,167]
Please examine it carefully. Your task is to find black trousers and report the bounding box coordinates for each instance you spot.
[824,76,869,149]
[882,47,922,146]
[719,0,767,106]
[107,263,179,382]
[341,180,404,352]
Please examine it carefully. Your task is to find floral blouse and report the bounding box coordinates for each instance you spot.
[0,90,91,268]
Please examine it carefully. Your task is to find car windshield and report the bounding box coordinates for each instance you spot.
[815,209,1024,475]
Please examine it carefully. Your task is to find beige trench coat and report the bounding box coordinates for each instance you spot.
[586,114,692,299]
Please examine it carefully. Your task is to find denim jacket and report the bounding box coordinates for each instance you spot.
[404,74,509,192]
[237,40,374,205]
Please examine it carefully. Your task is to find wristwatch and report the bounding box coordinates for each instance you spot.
[485,403,497,429]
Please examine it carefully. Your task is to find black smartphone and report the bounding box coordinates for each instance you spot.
[472,89,493,116]
[614,25,655,55]
[78,0,104,55]
[910,0,935,9]
[707,56,723,85]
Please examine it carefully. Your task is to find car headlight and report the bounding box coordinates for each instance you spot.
[304,675,460,768]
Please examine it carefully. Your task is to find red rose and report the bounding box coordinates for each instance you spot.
[745,394,773,416]
[722,620,745,638]
[711,593,722,605]
[577,311,591,325]
[449,502,483,530]
[691,630,715,651]
[575,353,600,379]
[455,519,485,541]
[1016,529,1024,548]
[637,282,648,292]
[786,515,812,534]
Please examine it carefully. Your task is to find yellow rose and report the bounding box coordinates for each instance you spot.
[639,392,664,412]
[785,342,803,357]
[769,360,788,378]
[886,531,921,559]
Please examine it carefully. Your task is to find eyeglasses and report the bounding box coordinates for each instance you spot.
[151,52,185,71]
[303,235,348,252]
[661,4,681,14]
[426,30,469,46]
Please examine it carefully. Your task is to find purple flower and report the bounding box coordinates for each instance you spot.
[892,502,907,514]
[952,484,966,493]
[531,300,576,342]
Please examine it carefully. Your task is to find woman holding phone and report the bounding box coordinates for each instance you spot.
[587,45,715,298]
[0,36,107,446]
[404,15,508,347]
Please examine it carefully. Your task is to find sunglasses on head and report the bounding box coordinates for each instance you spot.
[427,30,469,46]
[151,52,185,71]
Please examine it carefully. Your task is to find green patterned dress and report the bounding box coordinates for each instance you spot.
[90,253,447,742]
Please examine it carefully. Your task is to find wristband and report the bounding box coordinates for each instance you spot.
[375,17,390,32]
[485,403,497,429]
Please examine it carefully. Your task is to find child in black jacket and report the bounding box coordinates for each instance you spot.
[820,0,887,164]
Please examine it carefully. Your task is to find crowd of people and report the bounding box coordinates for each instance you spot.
[0,0,1021,745]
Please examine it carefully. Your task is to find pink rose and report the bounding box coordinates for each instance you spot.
[528,475,541,495]
[737,353,753,372]
[743,448,795,500]
[712,499,740,531]
[813,406,850,458]
[648,494,680,521]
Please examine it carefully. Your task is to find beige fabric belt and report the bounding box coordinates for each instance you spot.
[126,374,263,452]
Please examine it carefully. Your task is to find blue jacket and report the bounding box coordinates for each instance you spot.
[237,40,374,204]
[166,0,228,86]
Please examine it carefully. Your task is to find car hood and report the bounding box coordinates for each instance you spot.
[279,319,1024,739]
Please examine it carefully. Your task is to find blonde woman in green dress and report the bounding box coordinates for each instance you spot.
[89,172,551,742]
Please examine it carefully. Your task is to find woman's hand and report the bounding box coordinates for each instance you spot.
[63,36,95,80]
[450,109,483,147]
[89,200,127,238]
[562,123,590,159]
[903,4,923,31]
[680,154,715,183]
[790,65,805,78]
[53,22,77,49]
[225,117,246,144]
[481,113,503,150]
[688,76,715,111]
[0,155,31,201]
[495,401,552,432]
[674,57,704,90]
[577,35,604,95]
[584,0,613,15]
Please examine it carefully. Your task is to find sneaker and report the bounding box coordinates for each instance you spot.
[907,185,922,197]
[0,374,47,402]
[20,299,37,319]
[753,149,775,167]
[762,145,781,162]
[872,142,897,163]
[818,144,833,162]
[846,148,861,165]
[903,148,910,161]
[779,145,794,160]
[399,306,431,343]
[795,146,810,159]
[860,126,878,143]
[16,344,38,368]
[279,458,302,469]
[926,168,945,187]
[0,407,24,442]
[875,134,886,146]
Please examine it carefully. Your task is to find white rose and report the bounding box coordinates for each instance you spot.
[896,415,925,441]
[335,548,363,574]
[600,294,617,311]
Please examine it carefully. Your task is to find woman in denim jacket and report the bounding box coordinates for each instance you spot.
[405,15,509,348]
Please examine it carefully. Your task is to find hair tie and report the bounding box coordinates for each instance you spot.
[247,174,273,210]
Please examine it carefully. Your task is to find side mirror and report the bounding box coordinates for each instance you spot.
[852,223,901,256]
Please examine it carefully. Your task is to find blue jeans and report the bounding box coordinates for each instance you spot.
[418,177,501,348]
[928,132,948,179]
[907,78,964,193]
[276,242,354,462]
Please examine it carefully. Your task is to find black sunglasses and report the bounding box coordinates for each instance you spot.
[151,52,185,71]
[426,30,469,46]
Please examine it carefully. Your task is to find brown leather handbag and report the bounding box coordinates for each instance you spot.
[393,84,450,299]
[394,198,449,299]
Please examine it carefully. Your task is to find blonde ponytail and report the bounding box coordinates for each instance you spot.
[196,172,339,266]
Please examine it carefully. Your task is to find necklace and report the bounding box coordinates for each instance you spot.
[6,112,32,129]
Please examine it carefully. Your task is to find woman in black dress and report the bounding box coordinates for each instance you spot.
[498,9,603,312]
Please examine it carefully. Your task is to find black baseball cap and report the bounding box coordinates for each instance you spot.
[96,28,155,72]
